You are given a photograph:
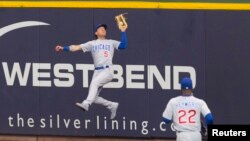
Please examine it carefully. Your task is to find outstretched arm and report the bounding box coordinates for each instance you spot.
[116,14,128,50]
[118,32,127,50]
[55,45,82,52]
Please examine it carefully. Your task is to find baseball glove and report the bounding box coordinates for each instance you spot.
[115,13,128,31]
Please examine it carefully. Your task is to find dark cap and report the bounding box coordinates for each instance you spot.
[95,24,107,32]
[181,77,193,90]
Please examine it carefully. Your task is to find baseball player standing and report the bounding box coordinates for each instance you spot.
[55,23,128,119]
[162,77,214,141]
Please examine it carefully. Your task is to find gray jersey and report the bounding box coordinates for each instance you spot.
[80,39,120,67]
[162,95,211,132]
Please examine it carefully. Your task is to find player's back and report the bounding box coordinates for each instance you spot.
[170,95,206,132]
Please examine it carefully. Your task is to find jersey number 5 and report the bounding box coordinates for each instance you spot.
[104,51,109,57]
[178,109,196,124]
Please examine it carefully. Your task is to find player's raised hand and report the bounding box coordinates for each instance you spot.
[55,45,63,52]
[119,25,128,32]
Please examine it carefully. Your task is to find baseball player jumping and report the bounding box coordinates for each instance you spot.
[162,77,214,141]
[55,22,128,119]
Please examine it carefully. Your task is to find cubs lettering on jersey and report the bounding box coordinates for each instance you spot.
[80,39,120,67]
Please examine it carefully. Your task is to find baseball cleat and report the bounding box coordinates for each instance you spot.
[110,102,119,119]
[76,101,89,111]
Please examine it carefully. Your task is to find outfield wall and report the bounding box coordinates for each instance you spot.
[0,0,250,140]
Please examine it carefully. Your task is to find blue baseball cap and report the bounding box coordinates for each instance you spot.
[95,23,107,32]
[181,77,193,90]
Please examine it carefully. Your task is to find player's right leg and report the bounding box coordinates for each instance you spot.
[91,67,119,119]
[75,71,99,111]
[86,68,113,100]
[76,68,113,111]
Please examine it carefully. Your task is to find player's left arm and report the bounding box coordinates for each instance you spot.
[204,113,214,125]
[201,101,214,125]
[118,26,128,50]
